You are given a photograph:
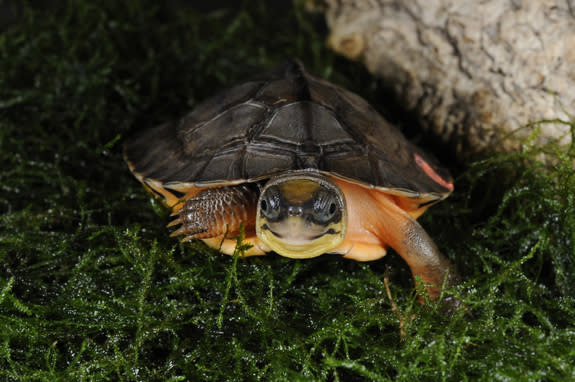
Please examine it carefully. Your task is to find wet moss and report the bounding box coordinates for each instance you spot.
[1,1,574,381]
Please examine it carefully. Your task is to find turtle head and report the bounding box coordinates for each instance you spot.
[256,171,347,259]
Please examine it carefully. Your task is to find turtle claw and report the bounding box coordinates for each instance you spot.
[168,217,208,240]
[169,226,188,237]
[167,217,182,227]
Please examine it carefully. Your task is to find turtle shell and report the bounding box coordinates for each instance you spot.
[124,59,453,207]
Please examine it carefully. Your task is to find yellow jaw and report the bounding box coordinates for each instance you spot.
[258,216,345,258]
[255,171,347,259]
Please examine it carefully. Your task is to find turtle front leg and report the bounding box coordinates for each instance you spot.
[365,191,460,302]
[334,178,460,304]
[169,184,258,241]
[398,218,460,301]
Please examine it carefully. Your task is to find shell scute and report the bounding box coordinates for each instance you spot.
[243,146,295,181]
[124,59,453,204]
[181,102,267,156]
[179,81,262,132]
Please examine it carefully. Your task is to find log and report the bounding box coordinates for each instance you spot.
[309,0,575,161]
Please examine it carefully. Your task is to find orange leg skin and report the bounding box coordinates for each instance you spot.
[333,179,460,302]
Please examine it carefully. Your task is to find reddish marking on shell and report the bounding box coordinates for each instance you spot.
[414,154,454,191]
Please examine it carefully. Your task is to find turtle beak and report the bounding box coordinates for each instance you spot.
[255,171,347,259]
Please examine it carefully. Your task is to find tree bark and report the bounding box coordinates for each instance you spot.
[310,0,575,161]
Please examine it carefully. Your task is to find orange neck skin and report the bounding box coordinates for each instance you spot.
[331,178,459,299]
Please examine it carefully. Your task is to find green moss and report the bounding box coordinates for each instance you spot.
[1,1,574,381]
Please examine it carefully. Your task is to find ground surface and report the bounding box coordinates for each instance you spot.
[0,1,574,381]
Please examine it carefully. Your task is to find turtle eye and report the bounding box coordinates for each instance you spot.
[313,191,341,224]
[329,202,337,215]
[322,200,338,220]
[260,186,282,220]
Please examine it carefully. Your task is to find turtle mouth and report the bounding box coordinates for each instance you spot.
[259,219,345,258]
[262,223,340,243]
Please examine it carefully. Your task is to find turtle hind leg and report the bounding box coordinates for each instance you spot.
[169,184,259,241]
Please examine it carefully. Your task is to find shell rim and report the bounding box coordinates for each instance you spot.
[155,170,451,202]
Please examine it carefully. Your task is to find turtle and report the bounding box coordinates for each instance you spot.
[124,59,460,301]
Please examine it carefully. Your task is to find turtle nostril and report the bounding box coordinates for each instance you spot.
[288,207,303,217]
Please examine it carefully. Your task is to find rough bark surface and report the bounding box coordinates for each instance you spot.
[310,0,575,161]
